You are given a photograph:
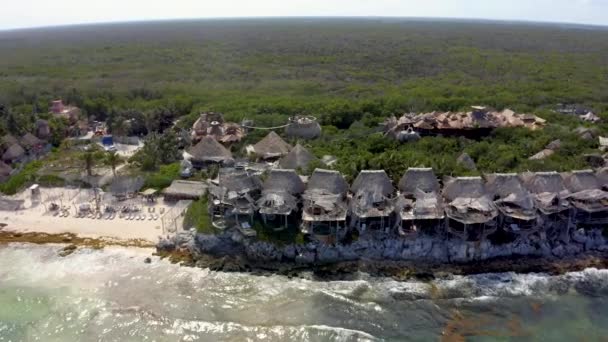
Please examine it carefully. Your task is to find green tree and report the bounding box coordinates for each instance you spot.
[104,150,121,177]
[81,151,96,177]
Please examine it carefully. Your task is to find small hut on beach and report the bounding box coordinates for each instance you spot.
[395,168,445,237]
[252,131,292,160]
[187,136,234,169]
[349,170,396,233]
[301,169,349,243]
[256,169,304,230]
[162,180,207,202]
[443,176,498,241]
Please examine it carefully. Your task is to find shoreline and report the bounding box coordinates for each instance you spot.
[167,246,608,281]
[3,228,608,282]
[0,229,155,249]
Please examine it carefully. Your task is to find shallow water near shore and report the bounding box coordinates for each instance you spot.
[1,244,608,341]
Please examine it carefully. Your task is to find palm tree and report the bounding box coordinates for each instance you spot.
[104,150,121,177]
[81,151,95,177]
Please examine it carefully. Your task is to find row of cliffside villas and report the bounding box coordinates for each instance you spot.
[207,165,608,245]
[183,110,607,245]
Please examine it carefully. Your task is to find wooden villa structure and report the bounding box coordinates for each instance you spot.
[187,136,234,169]
[521,171,572,242]
[256,169,305,230]
[349,170,396,234]
[395,168,445,238]
[301,169,349,243]
[562,170,608,228]
[485,173,541,239]
[443,176,498,241]
[251,131,292,161]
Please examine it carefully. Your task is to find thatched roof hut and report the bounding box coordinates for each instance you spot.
[396,168,444,221]
[0,161,13,182]
[188,136,234,165]
[350,170,396,219]
[562,170,608,214]
[563,170,600,193]
[163,180,208,201]
[398,168,440,195]
[285,115,322,140]
[20,133,44,150]
[257,169,304,216]
[485,173,536,221]
[262,169,305,195]
[2,144,26,163]
[307,169,349,195]
[302,169,349,222]
[252,131,292,160]
[218,168,262,194]
[278,144,320,171]
[351,170,394,197]
[1,135,19,150]
[521,171,570,215]
[443,176,498,225]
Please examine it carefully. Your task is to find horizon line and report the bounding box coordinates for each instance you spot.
[1,15,607,33]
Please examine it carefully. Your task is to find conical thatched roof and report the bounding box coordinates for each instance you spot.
[0,161,13,178]
[20,133,43,149]
[398,168,440,195]
[597,168,608,188]
[278,144,319,170]
[188,136,233,163]
[563,170,600,193]
[485,173,536,219]
[443,176,487,201]
[1,135,19,149]
[263,169,305,195]
[2,144,26,162]
[307,169,348,195]
[351,170,394,196]
[253,131,292,159]
[485,173,529,199]
[218,169,262,193]
[522,171,567,194]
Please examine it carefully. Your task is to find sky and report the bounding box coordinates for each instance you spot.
[1,0,607,30]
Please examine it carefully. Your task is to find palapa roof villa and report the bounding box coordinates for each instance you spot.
[443,176,499,241]
[395,168,445,236]
[256,169,305,230]
[278,144,320,170]
[562,170,608,226]
[301,169,349,242]
[384,107,546,141]
[187,136,234,168]
[251,131,292,160]
[349,170,396,232]
[485,173,540,236]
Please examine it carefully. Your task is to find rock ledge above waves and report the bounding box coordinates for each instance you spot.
[156,229,608,279]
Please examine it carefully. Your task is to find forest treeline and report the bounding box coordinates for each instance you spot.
[0,19,607,181]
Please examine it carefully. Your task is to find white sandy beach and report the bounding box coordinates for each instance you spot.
[0,187,185,243]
